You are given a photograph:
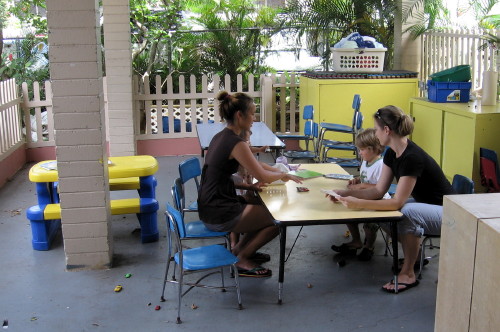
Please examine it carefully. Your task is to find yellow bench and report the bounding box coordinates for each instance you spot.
[26,198,159,250]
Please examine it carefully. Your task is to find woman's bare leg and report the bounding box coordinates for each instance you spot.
[231,204,278,272]
[383,234,419,291]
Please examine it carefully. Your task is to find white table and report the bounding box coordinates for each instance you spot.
[196,122,285,158]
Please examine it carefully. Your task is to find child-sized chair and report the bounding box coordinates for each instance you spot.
[161,203,242,324]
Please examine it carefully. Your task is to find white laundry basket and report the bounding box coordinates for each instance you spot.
[331,48,387,73]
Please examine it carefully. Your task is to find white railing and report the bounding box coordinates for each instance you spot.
[21,81,55,148]
[0,72,301,160]
[0,78,23,160]
[421,28,500,91]
[133,72,300,140]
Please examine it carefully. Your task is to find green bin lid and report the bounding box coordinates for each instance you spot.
[429,65,471,82]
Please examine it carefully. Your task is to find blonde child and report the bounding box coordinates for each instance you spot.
[330,128,390,261]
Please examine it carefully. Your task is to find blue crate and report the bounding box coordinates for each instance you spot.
[427,80,471,103]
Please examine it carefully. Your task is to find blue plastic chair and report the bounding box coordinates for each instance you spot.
[321,112,364,168]
[277,105,315,152]
[417,174,474,279]
[178,157,202,213]
[283,122,320,162]
[318,94,362,140]
[171,178,228,241]
[161,203,242,324]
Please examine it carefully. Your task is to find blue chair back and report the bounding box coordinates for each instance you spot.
[171,178,183,211]
[179,157,201,185]
[166,203,187,238]
[312,122,319,138]
[452,174,474,194]
[303,105,314,120]
[352,94,362,112]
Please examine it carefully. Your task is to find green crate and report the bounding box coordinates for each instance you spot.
[429,65,471,82]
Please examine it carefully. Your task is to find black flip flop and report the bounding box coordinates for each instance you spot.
[382,280,419,293]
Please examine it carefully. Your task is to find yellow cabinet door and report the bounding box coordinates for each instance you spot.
[441,112,474,182]
[411,103,443,165]
[316,80,418,158]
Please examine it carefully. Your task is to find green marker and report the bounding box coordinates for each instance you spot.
[125,273,132,278]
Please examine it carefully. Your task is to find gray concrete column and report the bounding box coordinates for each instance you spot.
[394,0,423,72]
[47,0,112,270]
[103,0,136,156]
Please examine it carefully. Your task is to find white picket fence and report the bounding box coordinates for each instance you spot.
[421,28,500,90]
[0,78,23,161]
[0,72,301,159]
[133,73,300,140]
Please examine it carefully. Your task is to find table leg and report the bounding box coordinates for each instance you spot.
[391,220,399,293]
[278,225,287,304]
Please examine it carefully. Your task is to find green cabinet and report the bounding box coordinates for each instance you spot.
[410,98,500,191]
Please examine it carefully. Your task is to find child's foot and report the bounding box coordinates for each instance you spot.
[357,247,374,261]
[331,243,361,255]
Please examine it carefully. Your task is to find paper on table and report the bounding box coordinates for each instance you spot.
[288,169,323,179]
[40,161,57,171]
[321,189,341,199]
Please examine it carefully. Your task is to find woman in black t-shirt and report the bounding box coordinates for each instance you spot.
[328,105,454,293]
[198,91,302,278]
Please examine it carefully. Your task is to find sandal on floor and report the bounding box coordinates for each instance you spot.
[250,252,271,263]
[237,266,272,278]
[357,248,374,261]
[382,280,419,293]
[331,243,360,255]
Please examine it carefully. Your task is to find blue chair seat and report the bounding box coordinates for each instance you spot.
[320,122,353,133]
[284,150,317,159]
[321,140,355,151]
[187,201,198,211]
[185,221,227,238]
[174,244,238,271]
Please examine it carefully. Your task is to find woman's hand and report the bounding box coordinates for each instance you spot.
[337,196,362,209]
[248,182,267,192]
[281,173,303,184]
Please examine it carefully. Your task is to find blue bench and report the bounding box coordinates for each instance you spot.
[26,198,159,251]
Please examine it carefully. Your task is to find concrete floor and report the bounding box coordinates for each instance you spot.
[0,155,439,331]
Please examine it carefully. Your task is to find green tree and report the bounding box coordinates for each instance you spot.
[282,0,396,70]
[402,0,450,38]
[182,0,280,88]
[0,0,8,67]
[130,0,184,81]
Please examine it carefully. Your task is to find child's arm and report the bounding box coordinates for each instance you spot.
[250,146,269,154]
[347,182,376,190]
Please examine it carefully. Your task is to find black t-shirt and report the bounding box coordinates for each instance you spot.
[198,128,245,225]
[384,140,454,205]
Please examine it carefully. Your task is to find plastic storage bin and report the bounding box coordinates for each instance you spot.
[427,80,471,103]
[429,65,471,82]
[331,48,387,73]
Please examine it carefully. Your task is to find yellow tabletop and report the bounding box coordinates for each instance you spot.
[259,163,402,223]
[29,155,159,183]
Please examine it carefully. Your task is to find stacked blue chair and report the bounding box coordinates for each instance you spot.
[161,203,242,324]
[277,105,316,160]
[321,111,363,167]
[319,94,362,167]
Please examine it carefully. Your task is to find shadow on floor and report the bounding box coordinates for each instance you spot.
[0,155,438,331]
